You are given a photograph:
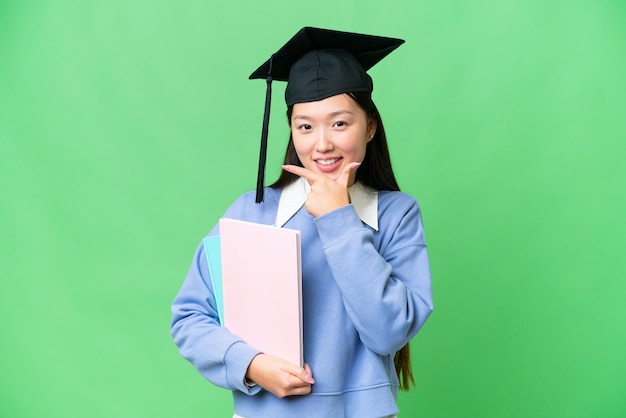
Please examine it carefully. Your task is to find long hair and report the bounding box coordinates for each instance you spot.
[270,92,415,390]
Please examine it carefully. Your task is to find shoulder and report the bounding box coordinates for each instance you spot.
[377,190,427,246]
[221,187,282,223]
[378,190,422,215]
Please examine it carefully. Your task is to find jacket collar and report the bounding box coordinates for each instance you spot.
[276,177,379,230]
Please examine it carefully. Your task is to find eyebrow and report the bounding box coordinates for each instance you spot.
[292,110,355,121]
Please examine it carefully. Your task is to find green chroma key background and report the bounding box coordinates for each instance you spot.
[1,1,624,417]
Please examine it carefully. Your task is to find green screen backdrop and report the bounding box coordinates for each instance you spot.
[1,1,625,417]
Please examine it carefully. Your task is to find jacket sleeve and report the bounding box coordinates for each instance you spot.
[314,198,433,355]
[170,239,262,394]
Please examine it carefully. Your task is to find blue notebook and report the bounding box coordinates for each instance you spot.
[202,236,224,325]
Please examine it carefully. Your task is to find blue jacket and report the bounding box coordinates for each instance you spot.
[171,182,433,418]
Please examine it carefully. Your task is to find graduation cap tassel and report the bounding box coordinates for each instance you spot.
[255,56,274,203]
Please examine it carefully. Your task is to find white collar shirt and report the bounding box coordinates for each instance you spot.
[275,177,379,231]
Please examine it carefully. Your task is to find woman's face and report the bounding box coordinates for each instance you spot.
[290,94,376,186]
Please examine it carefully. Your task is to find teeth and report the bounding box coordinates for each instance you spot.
[317,158,339,166]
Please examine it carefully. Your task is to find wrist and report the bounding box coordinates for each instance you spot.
[245,353,264,387]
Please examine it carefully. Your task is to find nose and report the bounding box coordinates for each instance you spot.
[315,129,333,152]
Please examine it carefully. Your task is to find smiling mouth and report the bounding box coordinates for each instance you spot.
[316,157,341,166]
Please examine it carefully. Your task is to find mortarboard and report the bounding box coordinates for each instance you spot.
[249,27,405,202]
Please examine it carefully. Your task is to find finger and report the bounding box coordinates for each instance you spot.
[294,366,315,384]
[336,162,361,188]
[286,382,312,397]
[304,363,315,383]
[283,363,315,384]
[282,164,319,183]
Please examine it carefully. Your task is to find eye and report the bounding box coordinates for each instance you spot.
[334,121,347,128]
[297,124,312,131]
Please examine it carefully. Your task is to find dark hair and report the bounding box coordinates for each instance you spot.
[270,92,415,391]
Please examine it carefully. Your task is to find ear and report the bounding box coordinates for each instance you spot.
[366,117,377,143]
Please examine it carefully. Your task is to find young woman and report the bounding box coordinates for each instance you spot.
[171,27,434,418]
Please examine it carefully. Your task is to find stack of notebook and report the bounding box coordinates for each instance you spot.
[203,218,303,366]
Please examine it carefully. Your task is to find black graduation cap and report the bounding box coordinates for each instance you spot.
[249,27,405,202]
